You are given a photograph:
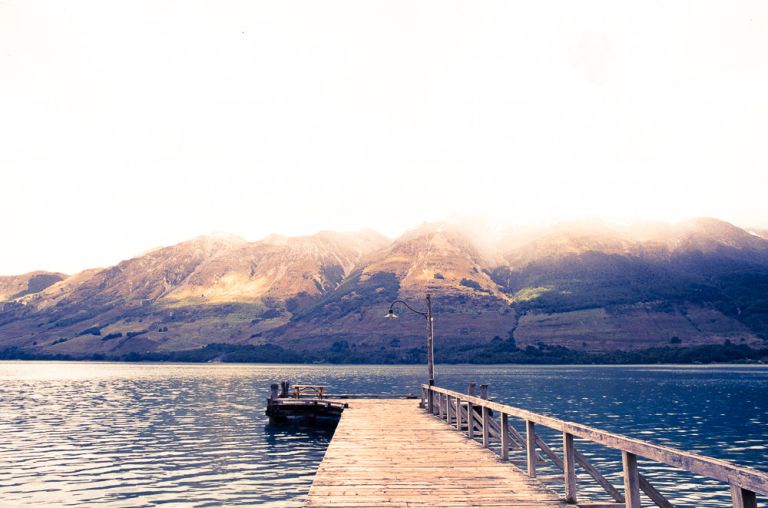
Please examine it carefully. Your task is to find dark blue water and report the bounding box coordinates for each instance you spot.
[0,362,766,506]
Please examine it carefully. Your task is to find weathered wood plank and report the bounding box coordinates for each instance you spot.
[638,474,673,508]
[730,484,758,508]
[622,451,641,508]
[307,399,564,507]
[526,420,537,478]
[563,432,577,504]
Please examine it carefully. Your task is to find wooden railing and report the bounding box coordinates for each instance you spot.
[422,384,767,508]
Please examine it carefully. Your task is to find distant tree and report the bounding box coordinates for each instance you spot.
[460,278,482,290]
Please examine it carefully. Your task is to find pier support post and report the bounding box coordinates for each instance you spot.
[563,432,577,504]
[730,484,757,508]
[480,384,490,447]
[482,406,490,448]
[526,420,537,478]
[501,413,510,461]
[622,451,641,508]
[456,396,462,431]
[465,384,476,438]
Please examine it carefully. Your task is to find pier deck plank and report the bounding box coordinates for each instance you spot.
[306,399,564,507]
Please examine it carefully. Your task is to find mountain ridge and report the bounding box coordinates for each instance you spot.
[1,219,767,361]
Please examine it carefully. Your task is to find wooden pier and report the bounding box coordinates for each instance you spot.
[306,398,562,507]
[302,384,768,507]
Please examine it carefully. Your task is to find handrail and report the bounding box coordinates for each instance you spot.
[423,384,768,504]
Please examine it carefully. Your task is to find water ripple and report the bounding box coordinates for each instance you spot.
[1,362,766,506]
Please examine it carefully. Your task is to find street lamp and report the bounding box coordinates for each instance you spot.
[385,293,435,386]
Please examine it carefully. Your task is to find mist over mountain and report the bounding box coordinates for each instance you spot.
[1,218,767,362]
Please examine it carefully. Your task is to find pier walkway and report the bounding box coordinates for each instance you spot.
[306,399,563,507]
[301,384,768,507]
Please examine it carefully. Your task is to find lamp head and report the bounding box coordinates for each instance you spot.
[384,308,397,319]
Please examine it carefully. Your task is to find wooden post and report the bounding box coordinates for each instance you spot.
[730,484,758,508]
[526,420,536,478]
[446,395,453,424]
[270,383,279,401]
[467,383,475,438]
[482,406,490,448]
[480,384,490,447]
[622,451,641,508]
[438,393,444,419]
[501,413,510,461]
[280,380,290,398]
[456,397,462,431]
[563,432,577,504]
[442,394,448,421]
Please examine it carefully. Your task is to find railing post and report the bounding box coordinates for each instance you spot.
[526,420,536,478]
[442,394,448,421]
[446,395,453,424]
[427,387,433,413]
[730,484,757,508]
[501,413,510,461]
[622,451,641,508]
[482,406,490,448]
[563,432,577,504]
[438,393,444,419]
[480,384,490,447]
[456,396,462,431]
[467,383,476,439]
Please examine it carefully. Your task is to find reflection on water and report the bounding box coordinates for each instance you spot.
[0,362,766,506]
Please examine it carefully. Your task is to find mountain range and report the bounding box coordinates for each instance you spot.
[1,218,767,363]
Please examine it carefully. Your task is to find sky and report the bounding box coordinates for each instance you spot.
[1,1,767,275]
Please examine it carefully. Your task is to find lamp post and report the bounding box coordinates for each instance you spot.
[385,293,435,386]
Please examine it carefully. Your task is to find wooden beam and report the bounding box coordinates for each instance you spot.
[482,406,490,448]
[455,396,463,432]
[526,420,537,478]
[575,450,625,503]
[622,451,641,508]
[730,484,757,508]
[638,474,673,508]
[501,413,511,461]
[467,401,474,439]
[563,432,577,504]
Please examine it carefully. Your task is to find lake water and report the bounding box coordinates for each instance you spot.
[1,362,766,507]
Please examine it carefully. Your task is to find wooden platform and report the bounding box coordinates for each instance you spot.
[306,399,564,507]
